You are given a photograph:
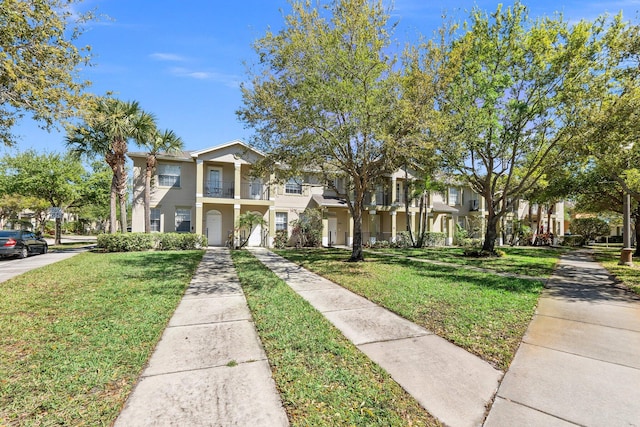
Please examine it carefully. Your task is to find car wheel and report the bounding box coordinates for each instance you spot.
[42,245,48,254]
[19,247,28,259]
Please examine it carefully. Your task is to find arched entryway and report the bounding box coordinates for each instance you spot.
[206,210,222,246]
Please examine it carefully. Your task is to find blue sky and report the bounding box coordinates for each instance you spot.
[6,0,640,156]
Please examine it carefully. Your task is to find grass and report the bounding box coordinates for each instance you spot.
[48,242,96,251]
[231,249,440,426]
[591,246,640,295]
[0,250,204,426]
[275,248,548,370]
[369,246,568,278]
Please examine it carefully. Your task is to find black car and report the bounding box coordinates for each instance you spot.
[0,230,48,259]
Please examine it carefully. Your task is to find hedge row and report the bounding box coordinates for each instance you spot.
[97,233,207,252]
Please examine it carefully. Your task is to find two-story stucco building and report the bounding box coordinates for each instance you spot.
[128,140,565,247]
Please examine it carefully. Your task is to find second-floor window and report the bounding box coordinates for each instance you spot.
[285,177,302,194]
[448,188,459,205]
[158,164,181,187]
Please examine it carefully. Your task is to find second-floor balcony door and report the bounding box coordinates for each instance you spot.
[209,168,222,197]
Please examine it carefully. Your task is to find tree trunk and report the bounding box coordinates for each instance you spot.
[110,175,118,234]
[349,197,364,262]
[482,213,499,253]
[144,165,152,233]
[119,193,128,233]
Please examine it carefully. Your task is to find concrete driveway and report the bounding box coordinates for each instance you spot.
[0,244,93,283]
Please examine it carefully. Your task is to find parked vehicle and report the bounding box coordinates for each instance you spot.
[0,230,48,259]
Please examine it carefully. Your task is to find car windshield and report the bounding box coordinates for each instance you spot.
[0,231,20,238]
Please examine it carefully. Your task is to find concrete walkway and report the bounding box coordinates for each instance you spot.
[248,247,503,427]
[484,250,640,426]
[114,248,288,427]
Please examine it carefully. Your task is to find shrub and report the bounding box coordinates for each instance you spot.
[570,218,610,241]
[371,240,390,249]
[561,235,585,247]
[97,232,206,252]
[290,208,323,247]
[422,232,446,247]
[273,229,288,249]
[393,231,413,248]
[157,233,207,250]
[97,233,155,252]
[463,247,505,257]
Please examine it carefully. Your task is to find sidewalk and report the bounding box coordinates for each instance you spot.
[114,248,288,427]
[248,247,503,427]
[484,250,640,426]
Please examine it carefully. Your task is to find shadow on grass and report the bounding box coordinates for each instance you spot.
[279,248,543,294]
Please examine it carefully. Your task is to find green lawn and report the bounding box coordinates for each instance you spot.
[231,250,440,426]
[591,247,640,295]
[0,250,204,426]
[369,246,568,277]
[276,248,550,370]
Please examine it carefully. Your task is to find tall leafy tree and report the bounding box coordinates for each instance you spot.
[424,3,623,253]
[138,129,183,233]
[67,98,156,233]
[0,0,93,146]
[238,0,401,261]
[0,150,84,244]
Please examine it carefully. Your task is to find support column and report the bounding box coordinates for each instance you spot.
[195,160,204,235]
[348,213,354,246]
[391,176,397,204]
[268,206,276,248]
[234,162,241,200]
[234,204,241,248]
[322,212,329,247]
[391,210,397,242]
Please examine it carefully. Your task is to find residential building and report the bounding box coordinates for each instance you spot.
[128,140,565,247]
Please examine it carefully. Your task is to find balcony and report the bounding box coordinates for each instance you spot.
[205,180,235,199]
[240,181,270,200]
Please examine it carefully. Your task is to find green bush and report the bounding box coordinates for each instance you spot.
[393,231,413,248]
[97,232,206,252]
[561,235,585,247]
[422,232,446,247]
[273,229,288,249]
[157,233,207,250]
[570,218,610,241]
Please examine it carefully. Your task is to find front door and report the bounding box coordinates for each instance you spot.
[206,210,222,246]
[328,217,337,246]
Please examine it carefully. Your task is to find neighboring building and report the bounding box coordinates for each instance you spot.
[128,140,565,247]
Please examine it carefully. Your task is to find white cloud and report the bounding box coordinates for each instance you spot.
[169,67,241,88]
[150,53,187,62]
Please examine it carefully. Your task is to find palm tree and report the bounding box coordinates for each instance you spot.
[139,129,184,233]
[67,97,156,233]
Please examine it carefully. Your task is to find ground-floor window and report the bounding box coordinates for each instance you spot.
[175,208,191,232]
[275,212,288,231]
[150,208,161,232]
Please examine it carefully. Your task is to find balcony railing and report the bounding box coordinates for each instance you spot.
[205,180,235,199]
[364,192,392,206]
[240,181,270,200]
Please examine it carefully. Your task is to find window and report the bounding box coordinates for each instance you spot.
[275,212,288,231]
[448,188,459,205]
[285,177,302,194]
[150,208,161,232]
[158,164,181,187]
[175,208,191,232]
